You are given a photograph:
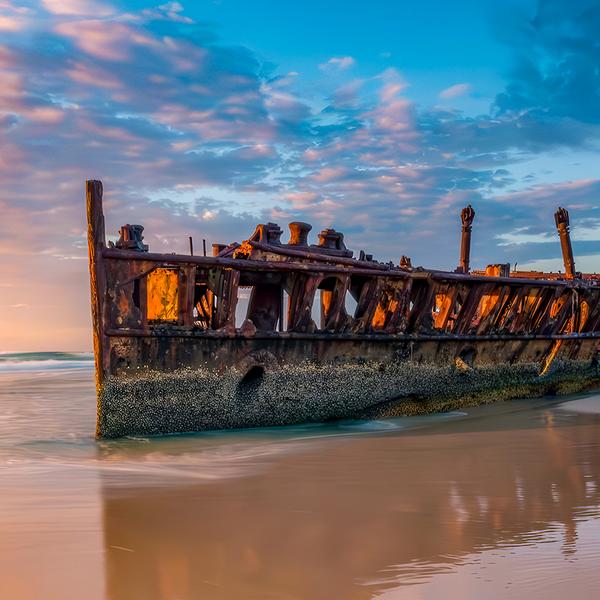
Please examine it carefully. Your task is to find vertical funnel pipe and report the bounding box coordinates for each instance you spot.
[555,207,576,279]
[458,205,475,273]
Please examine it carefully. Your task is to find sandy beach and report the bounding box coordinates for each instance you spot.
[1,354,600,599]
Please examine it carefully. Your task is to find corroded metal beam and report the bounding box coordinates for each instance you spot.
[555,207,576,279]
[457,205,475,274]
[86,180,108,437]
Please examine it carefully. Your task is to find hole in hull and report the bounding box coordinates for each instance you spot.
[236,365,265,401]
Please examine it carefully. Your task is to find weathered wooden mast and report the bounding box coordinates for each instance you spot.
[457,204,475,273]
[554,207,576,279]
[86,180,107,436]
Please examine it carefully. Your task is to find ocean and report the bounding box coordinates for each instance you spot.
[1,352,600,599]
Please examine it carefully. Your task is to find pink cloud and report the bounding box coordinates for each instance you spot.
[311,167,350,183]
[0,14,25,31]
[27,106,65,123]
[42,0,114,17]
[0,1,30,31]
[66,61,122,89]
[439,83,472,99]
[55,20,155,61]
[493,179,599,206]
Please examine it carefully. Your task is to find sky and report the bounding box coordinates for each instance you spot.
[1,0,600,350]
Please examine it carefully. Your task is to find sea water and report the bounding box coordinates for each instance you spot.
[1,353,600,599]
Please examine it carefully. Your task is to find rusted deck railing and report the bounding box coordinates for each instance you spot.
[87,180,600,346]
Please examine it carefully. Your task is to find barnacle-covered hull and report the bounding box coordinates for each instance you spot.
[97,337,599,438]
[87,181,600,438]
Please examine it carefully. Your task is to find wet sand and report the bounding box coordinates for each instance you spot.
[1,365,600,599]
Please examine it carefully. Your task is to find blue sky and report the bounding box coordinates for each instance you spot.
[0,0,599,349]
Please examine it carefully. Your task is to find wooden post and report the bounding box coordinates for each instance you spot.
[189,236,194,256]
[86,180,107,437]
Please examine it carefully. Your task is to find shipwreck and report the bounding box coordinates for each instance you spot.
[86,180,600,438]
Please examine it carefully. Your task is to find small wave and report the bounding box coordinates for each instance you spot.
[556,397,600,415]
[0,352,94,373]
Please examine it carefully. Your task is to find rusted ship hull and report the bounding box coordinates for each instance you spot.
[87,181,600,438]
[98,336,598,438]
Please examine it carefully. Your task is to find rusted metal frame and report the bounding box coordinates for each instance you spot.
[568,288,595,334]
[406,277,436,334]
[499,287,532,334]
[108,261,154,329]
[472,287,500,329]
[546,289,577,336]
[432,283,454,331]
[286,273,319,332]
[384,280,412,333]
[508,287,539,333]
[452,282,491,335]
[104,328,600,341]
[540,287,584,371]
[490,286,526,333]
[106,261,147,329]
[193,270,214,329]
[536,287,568,335]
[463,281,498,333]
[540,290,574,374]
[371,283,393,330]
[576,290,592,333]
[580,289,600,333]
[507,288,531,333]
[208,268,240,330]
[476,284,513,335]
[319,274,351,332]
[439,282,469,334]
[526,287,557,334]
[572,288,597,334]
[246,283,281,331]
[178,265,196,329]
[113,262,161,289]
[351,277,385,334]
[370,280,408,332]
[564,293,590,359]
[195,290,212,327]
[427,270,573,288]
[219,269,239,331]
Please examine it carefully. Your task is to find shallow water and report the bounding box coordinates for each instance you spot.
[1,354,600,599]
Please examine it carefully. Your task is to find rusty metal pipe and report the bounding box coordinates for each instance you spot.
[555,207,576,279]
[458,205,475,273]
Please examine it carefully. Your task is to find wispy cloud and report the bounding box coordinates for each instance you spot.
[42,0,115,17]
[439,83,471,99]
[319,56,355,71]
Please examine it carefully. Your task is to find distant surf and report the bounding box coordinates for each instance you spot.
[0,352,94,373]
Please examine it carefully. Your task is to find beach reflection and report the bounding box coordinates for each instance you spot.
[100,398,600,600]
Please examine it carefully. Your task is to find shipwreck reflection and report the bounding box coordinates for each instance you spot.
[100,401,600,599]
